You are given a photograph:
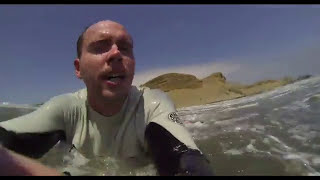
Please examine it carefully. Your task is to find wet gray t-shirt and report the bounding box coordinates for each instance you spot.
[0,86,199,165]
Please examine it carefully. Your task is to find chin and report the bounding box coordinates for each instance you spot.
[101,88,129,101]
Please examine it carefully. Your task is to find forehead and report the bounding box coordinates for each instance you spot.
[83,22,132,44]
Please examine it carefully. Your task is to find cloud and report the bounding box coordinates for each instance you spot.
[133,42,320,86]
[227,43,320,84]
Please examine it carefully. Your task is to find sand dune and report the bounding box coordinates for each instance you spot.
[141,72,294,108]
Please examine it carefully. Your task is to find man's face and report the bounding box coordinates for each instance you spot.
[75,21,135,101]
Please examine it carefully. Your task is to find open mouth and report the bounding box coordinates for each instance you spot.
[102,74,126,84]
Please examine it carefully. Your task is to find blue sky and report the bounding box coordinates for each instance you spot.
[0,5,320,104]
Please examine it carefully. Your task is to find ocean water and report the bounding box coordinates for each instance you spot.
[1,76,320,176]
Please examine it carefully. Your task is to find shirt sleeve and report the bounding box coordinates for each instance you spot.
[143,88,199,151]
[0,95,67,134]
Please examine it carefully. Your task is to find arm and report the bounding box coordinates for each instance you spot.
[0,145,62,176]
[145,122,214,176]
[0,96,67,158]
[143,89,214,176]
[0,127,65,159]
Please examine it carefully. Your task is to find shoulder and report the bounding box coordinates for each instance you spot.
[42,88,87,109]
[139,87,174,107]
[136,87,176,115]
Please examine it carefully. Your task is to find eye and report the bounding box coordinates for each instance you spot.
[118,44,133,54]
[119,46,130,52]
[88,40,112,54]
[116,39,133,54]
[94,46,110,54]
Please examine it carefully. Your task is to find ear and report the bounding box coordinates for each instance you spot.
[74,58,82,79]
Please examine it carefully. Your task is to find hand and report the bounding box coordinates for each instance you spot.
[0,145,62,176]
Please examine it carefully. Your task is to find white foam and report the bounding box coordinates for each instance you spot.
[288,125,310,133]
[224,149,243,155]
[303,93,320,103]
[253,125,265,131]
[283,154,303,160]
[270,120,281,126]
[267,135,293,151]
[314,94,320,98]
[312,158,320,166]
[214,113,259,126]
[250,127,264,134]
[246,144,258,153]
[313,84,320,88]
[307,172,320,176]
[281,100,310,111]
[134,164,157,176]
[267,135,282,144]
[184,121,209,129]
[62,148,90,170]
[302,96,312,103]
[263,138,270,144]
[220,102,259,112]
[270,90,292,100]
[291,135,307,141]
[0,104,37,109]
[234,127,242,131]
[175,76,320,175]
[312,144,320,149]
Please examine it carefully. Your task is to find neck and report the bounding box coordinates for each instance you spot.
[87,92,128,117]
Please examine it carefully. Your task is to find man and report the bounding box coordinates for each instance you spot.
[0,20,214,176]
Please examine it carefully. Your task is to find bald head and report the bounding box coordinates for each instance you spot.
[87,20,126,33]
[76,20,133,58]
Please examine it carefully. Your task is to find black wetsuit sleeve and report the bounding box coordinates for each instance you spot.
[0,95,70,158]
[145,122,214,176]
[0,126,66,159]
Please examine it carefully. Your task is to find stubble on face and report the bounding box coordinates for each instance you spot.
[79,20,136,103]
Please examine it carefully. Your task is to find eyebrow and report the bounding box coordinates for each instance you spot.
[87,39,112,52]
[90,33,133,45]
[116,36,133,48]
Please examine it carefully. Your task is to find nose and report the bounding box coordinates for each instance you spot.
[106,44,122,64]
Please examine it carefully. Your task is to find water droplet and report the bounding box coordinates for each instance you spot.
[235,127,241,131]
